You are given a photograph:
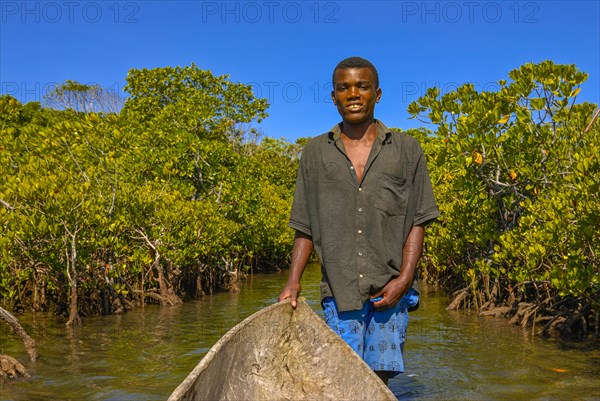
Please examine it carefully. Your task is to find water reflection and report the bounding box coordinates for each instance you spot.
[0,264,598,401]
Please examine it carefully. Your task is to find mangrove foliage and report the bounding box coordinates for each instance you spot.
[0,61,598,341]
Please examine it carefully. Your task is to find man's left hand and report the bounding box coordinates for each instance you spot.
[371,224,425,310]
[370,276,411,310]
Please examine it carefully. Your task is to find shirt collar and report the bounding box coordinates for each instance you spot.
[328,119,392,144]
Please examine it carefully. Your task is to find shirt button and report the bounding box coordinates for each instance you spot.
[350,166,354,170]
[358,251,363,256]
[358,187,363,191]
[357,229,363,234]
[358,207,363,212]
[359,274,364,278]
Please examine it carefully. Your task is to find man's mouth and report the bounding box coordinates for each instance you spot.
[346,104,362,111]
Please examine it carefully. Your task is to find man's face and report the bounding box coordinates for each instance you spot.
[331,67,382,126]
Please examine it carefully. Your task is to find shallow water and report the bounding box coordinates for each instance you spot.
[1,264,598,401]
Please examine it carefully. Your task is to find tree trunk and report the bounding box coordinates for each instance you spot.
[66,280,81,326]
[153,252,181,306]
[133,228,181,306]
[64,228,82,327]
[32,269,39,312]
[153,252,167,305]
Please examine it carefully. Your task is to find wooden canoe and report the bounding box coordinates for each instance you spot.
[168,298,397,401]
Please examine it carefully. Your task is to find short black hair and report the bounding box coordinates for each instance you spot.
[332,57,379,88]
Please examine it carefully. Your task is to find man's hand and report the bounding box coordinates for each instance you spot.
[278,281,302,308]
[277,231,313,309]
[370,224,425,310]
[370,276,411,310]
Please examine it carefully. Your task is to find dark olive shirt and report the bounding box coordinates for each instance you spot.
[289,120,440,312]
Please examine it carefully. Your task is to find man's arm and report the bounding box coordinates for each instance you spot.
[371,224,425,309]
[278,230,314,308]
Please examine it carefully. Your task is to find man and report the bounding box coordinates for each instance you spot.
[278,56,439,383]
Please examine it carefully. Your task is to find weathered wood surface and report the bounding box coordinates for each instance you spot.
[168,298,396,401]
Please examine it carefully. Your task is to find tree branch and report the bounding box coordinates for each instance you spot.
[0,307,37,361]
[0,199,14,210]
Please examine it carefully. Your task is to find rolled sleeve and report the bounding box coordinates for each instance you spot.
[289,151,312,237]
[413,146,440,227]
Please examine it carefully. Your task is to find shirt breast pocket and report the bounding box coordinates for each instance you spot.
[374,174,409,216]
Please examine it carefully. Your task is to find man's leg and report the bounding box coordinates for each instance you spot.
[363,294,411,380]
[322,297,368,357]
[322,293,417,383]
[375,371,390,385]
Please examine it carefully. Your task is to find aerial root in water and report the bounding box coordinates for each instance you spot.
[0,306,37,361]
[447,285,599,339]
[0,354,30,380]
[446,289,469,310]
[479,306,511,317]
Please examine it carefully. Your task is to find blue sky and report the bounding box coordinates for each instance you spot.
[1,1,599,142]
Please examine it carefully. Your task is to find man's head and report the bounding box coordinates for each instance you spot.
[332,57,379,89]
[331,57,381,127]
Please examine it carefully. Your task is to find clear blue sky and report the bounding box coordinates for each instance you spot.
[1,1,599,142]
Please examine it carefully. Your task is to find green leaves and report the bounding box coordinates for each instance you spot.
[0,64,296,313]
[530,98,545,110]
[122,64,268,142]
[408,61,599,303]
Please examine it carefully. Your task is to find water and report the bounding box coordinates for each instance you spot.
[1,264,598,401]
[391,291,600,400]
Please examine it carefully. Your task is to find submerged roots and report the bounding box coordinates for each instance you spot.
[447,286,599,338]
[0,355,29,380]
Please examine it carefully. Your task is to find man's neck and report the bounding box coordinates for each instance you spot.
[341,120,378,142]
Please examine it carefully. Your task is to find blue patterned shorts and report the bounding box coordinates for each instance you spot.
[322,289,419,377]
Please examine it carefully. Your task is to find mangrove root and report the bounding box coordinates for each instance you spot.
[479,306,511,318]
[0,307,37,361]
[541,314,568,335]
[132,290,181,306]
[0,354,30,380]
[508,302,534,325]
[447,289,469,310]
[112,298,134,315]
[446,283,598,338]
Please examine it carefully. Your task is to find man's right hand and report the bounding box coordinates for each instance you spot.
[277,230,313,309]
[278,282,302,308]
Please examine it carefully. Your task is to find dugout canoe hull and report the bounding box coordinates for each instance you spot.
[168,298,397,401]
